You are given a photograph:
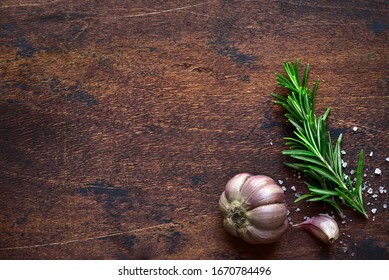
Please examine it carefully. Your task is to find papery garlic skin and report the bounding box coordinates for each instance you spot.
[293,214,339,244]
[219,173,288,244]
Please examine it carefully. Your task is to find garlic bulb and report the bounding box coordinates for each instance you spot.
[219,173,288,244]
[293,214,339,244]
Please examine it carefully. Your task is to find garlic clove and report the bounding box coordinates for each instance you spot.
[293,214,339,244]
[224,173,252,202]
[223,217,239,237]
[247,203,287,230]
[218,191,230,216]
[241,175,285,209]
[238,219,288,244]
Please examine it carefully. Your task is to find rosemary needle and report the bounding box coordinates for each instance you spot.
[272,59,368,219]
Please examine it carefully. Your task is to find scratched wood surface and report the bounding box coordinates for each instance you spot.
[0,0,388,260]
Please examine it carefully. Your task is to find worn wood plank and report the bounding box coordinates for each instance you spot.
[0,0,388,259]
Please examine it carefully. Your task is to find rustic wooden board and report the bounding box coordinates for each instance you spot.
[0,0,388,260]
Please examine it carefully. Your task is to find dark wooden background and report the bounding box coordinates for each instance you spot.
[0,0,388,260]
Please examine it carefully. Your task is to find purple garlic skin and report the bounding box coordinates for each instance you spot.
[294,214,339,244]
[219,173,288,244]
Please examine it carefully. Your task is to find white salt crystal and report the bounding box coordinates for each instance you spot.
[291,186,296,192]
[371,208,377,214]
[374,168,382,175]
[341,220,346,224]
[352,126,358,131]
[281,186,287,192]
[367,188,373,194]
[341,150,346,155]
[386,157,389,162]
[278,180,283,185]
[295,208,300,212]
[369,151,373,157]
[383,204,387,209]
[379,186,385,194]
[372,194,378,199]
[342,161,348,168]
[287,210,290,216]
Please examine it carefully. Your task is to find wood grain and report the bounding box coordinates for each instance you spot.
[0,0,388,259]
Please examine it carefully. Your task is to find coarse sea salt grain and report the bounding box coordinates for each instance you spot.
[379,186,385,194]
[367,188,373,194]
[341,150,346,155]
[281,186,287,192]
[291,186,296,192]
[386,157,389,162]
[369,151,374,157]
[371,208,377,214]
[383,204,387,209]
[278,180,283,185]
[352,126,358,131]
[374,168,382,175]
[295,208,300,212]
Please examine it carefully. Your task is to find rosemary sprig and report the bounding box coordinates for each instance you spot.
[272,59,368,219]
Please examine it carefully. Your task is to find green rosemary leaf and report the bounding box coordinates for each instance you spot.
[311,79,319,107]
[289,155,328,168]
[294,193,315,203]
[273,60,367,218]
[284,137,307,149]
[286,116,304,132]
[326,132,334,164]
[319,117,327,157]
[283,162,307,172]
[308,186,338,196]
[271,93,287,102]
[282,149,316,157]
[303,169,323,181]
[323,107,331,121]
[355,150,365,203]
[333,134,343,178]
[322,199,344,217]
[302,63,310,88]
[308,194,331,202]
